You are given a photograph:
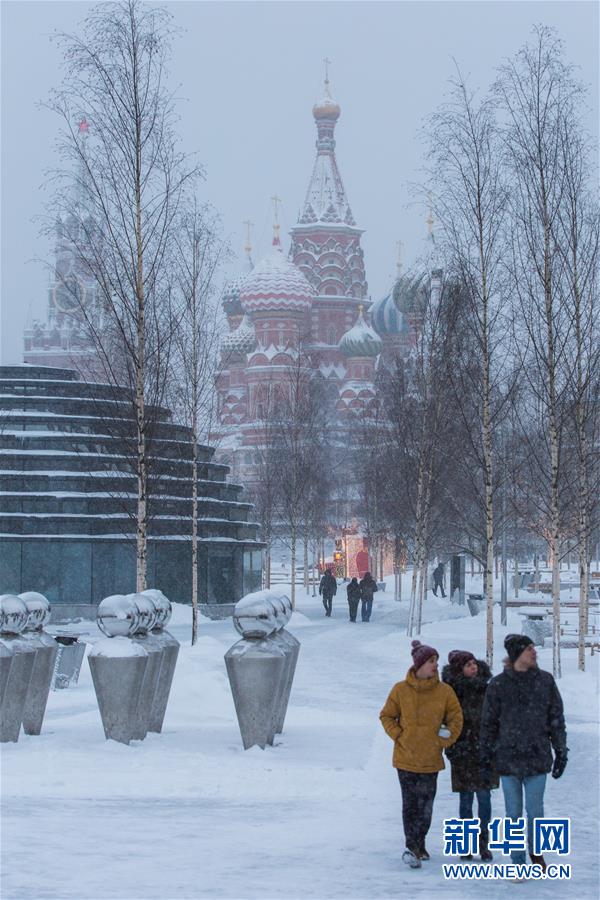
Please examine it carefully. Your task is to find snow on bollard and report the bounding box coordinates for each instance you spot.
[89,594,148,745]
[19,592,58,736]
[225,590,300,750]
[141,589,179,734]
[0,594,36,743]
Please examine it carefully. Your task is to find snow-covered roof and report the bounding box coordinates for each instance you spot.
[239,249,314,314]
[296,83,357,229]
[338,309,382,358]
[221,315,256,356]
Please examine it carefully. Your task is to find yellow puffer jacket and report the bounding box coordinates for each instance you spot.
[379,669,463,773]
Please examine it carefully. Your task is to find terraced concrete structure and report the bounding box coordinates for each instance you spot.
[0,365,263,619]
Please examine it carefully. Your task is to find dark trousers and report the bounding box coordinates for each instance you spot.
[432,579,446,598]
[459,789,492,834]
[322,595,333,615]
[348,598,359,621]
[361,598,373,621]
[397,769,438,851]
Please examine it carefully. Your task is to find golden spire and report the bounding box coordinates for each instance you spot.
[271,194,282,247]
[242,219,254,259]
[396,240,404,278]
[323,56,332,97]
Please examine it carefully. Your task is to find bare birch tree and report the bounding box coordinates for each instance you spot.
[424,70,509,666]
[496,25,583,676]
[557,125,600,670]
[170,199,225,643]
[46,0,199,589]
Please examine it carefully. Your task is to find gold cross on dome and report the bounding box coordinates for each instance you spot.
[323,57,331,84]
[270,195,282,225]
[396,240,404,276]
[242,219,254,255]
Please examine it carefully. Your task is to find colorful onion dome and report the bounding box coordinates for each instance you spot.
[239,250,314,314]
[338,308,382,358]
[393,273,427,316]
[370,288,405,336]
[221,276,243,317]
[221,314,256,356]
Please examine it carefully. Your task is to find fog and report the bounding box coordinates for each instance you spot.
[1,0,598,364]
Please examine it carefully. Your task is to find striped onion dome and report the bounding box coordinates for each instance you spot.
[338,309,382,358]
[239,250,314,314]
[370,288,404,336]
[221,315,256,356]
[222,276,243,317]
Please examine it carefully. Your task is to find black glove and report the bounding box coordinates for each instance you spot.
[480,766,493,789]
[552,752,568,779]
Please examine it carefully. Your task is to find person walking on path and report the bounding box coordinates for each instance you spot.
[358,571,378,622]
[346,577,361,622]
[379,640,463,868]
[432,562,446,597]
[319,568,337,617]
[479,634,568,875]
[441,650,498,861]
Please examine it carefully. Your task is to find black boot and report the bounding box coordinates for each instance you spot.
[479,831,493,862]
[418,840,430,861]
[529,853,547,872]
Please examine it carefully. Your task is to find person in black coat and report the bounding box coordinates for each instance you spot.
[442,650,498,861]
[319,568,337,617]
[479,634,568,870]
[432,562,446,597]
[346,577,361,622]
[358,571,378,622]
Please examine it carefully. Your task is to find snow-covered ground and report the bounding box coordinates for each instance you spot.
[1,575,598,899]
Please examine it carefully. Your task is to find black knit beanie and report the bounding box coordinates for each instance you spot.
[504,633,534,663]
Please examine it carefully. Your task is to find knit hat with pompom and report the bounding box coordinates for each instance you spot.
[411,639,438,671]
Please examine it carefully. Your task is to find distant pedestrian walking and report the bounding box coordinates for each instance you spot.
[359,571,378,622]
[442,650,498,861]
[479,634,568,873]
[432,563,446,598]
[380,640,463,868]
[346,578,361,622]
[319,568,337,617]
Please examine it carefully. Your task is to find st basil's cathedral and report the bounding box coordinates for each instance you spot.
[211,76,425,483]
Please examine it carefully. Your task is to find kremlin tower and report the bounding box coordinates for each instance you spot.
[23,120,104,380]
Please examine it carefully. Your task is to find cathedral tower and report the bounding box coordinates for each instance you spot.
[289,68,368,369]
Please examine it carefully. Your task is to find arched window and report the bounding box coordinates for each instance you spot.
[327,327,336,345]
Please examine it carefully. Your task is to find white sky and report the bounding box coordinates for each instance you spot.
[1,0,598,364]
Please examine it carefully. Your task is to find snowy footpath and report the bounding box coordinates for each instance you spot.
[1,582,598,899]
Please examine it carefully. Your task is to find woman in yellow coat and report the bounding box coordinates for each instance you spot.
[379,639,463,868]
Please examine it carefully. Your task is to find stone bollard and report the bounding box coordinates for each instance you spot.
[225,591,300,750]
[128,593,163,741]
[267,595,300,735]
[90,594,147,745]
[51,634,87,690]
[0,595,36,743]
[141,589,179,734]
[19,592,58,736]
